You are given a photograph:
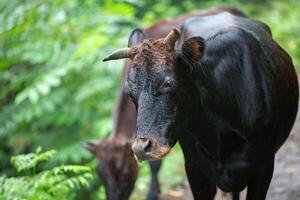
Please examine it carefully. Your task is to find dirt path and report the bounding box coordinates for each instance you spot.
[162,101,300,200]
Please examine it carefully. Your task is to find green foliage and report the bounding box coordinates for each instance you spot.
[0,0,299,199]
[11,147,55,173]
[0,0,126,170]
[0,148,94,200]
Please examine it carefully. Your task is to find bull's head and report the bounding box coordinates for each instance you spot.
[103,28,204,161]
[84,139,138,200]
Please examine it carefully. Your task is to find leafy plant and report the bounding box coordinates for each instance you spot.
[0,148,94,200]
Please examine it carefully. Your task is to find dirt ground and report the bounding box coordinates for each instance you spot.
[162,101,300,200]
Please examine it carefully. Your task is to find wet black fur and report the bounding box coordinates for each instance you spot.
[126,13,298,200]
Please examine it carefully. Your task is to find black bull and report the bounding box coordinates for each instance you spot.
[86,7,247,200]
[103,11,299,200]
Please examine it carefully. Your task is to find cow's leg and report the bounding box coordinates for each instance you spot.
[146,160,162,200]
[246,156,274,200]
[232,192,240,200]
[185,162,216,200]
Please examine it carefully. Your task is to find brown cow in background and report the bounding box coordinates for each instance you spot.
[85,7,246,200]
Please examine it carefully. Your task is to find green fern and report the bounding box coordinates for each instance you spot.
[11,147,56,173]
[0,148,94,200]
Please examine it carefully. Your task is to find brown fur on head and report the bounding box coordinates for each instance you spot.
[129,38,177,70]
[84,138,138,200]
[103,28,181,66]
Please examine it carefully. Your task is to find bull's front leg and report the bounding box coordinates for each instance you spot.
[246,155,275,200]
[185,161,216,200]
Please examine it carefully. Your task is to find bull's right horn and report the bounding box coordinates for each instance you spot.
[163,27,181,50]
[102,48,131,62]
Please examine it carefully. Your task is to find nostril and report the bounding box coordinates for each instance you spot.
[143,139,152,153]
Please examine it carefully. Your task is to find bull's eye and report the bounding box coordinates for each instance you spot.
[164,79,173,88]
[160,77,175,93]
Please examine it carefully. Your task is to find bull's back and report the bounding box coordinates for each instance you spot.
[180,12,270,41]
[144,7,246,39]
[181,12,298,149]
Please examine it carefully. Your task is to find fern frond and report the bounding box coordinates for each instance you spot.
[11,148,56,172]
[1,149,94,200]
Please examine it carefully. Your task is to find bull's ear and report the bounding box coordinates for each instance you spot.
[83,140,98,154]
[128,28,148,47]
[181,37,205,63]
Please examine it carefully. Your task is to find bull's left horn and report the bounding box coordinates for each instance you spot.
[102,48,131,62]
[163,27,181,49]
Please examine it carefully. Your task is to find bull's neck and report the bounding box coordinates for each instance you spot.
[176,57,209,121]
[176,55,216,138]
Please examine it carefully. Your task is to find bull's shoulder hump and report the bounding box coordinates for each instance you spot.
[181,12,271,40]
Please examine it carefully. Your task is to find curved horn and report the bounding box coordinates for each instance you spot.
[163,27,181,49]
[102,48,131,62]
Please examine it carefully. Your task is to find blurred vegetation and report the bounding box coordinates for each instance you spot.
[0,0,299,199]
[0,147,93,200]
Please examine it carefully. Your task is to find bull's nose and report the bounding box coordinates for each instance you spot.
[132,137,172,161]
[132,138,152,161]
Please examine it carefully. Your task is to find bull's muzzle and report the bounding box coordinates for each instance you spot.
[131,136,171,162]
